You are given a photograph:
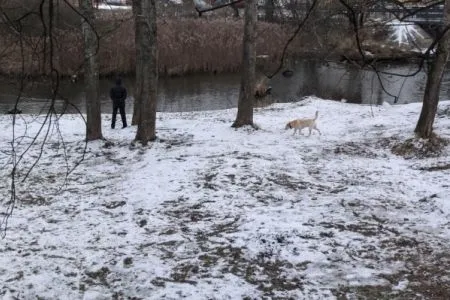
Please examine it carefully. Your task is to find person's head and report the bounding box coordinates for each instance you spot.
[115,77,122,86]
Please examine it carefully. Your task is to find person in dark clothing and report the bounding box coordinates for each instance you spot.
[110,77,128,129]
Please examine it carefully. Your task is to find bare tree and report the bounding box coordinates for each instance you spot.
[232,0,257,128]
[194,0,245,17]
[131,0,142,126]
[332,0,449,139]
[415,0,450,138]
[1,0,90,237]
[134,0,158,145]
[79,0,102,141]
[264,0,275,22]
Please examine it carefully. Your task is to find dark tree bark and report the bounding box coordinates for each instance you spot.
[415,0,450,138]
[232,5,240,17]
[264,0,275,22]
[134,0,158,145]
[232,0,257,128]
[131,0,141,126]
[80,0,102,141]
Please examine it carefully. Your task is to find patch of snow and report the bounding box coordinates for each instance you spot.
[82,290,110,300]
[393,278,409,291]
[97,4,131,10]
[387,19,429,49]
[0,97,449,298]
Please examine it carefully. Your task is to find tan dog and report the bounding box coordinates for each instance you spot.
[285,111,321,136]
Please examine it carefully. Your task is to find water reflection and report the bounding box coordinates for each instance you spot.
[270,60,441,105]
[1,60,449,114]
[0,73,240,114]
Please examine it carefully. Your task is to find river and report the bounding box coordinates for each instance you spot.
[1,60,450,114]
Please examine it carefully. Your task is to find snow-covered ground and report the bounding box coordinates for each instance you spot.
[0,98,450,299]
[97,3,131,10]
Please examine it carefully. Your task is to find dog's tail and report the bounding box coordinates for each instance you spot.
[314,110,319,120]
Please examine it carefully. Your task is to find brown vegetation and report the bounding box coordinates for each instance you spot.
[391,134,449,159]
[0,14,299,78]
[0,3,424,78]
[0,2,366,79]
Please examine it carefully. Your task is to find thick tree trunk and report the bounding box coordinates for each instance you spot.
[131,0,141,126]
[232,0,257,128]
[80,0,102,141]
[264,0,274,22]
[415,0,450,138]
[232,5,239,18]
[134,0,158,145]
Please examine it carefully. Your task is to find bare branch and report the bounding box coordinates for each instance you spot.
[267,0,319,79]
[195,0,244,16]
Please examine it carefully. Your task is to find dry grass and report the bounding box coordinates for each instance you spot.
[0,1,427,78]
[0,17,300,77]
[391,135,449,159]
[0,5,389,79]
[0,3,353,78]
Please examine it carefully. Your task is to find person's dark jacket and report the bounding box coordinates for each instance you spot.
[110,78,127,105]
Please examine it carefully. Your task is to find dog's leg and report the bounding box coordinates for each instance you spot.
[314,125,321,135]
[308,127,312,137]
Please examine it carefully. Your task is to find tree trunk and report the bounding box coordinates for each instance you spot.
[134,0,158,145]
[415,0,450,138]
[264,0,275,22]
[80,0,102,141]
[131,0,141,126]
[232,0,257,128]
[232,5,239,18]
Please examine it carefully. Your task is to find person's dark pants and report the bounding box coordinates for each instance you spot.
[112,100,127,129]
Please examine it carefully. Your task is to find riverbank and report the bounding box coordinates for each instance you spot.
[0,13,432,79]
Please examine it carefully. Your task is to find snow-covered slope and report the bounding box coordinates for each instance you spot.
[0,98,449,299]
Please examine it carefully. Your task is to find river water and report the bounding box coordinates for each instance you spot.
[1,60,450,114]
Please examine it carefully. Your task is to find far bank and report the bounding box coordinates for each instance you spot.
[0,15,432,79]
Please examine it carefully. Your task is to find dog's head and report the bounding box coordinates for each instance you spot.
[285,121,292,130]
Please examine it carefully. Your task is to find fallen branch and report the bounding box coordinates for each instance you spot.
[196,0,244,17]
